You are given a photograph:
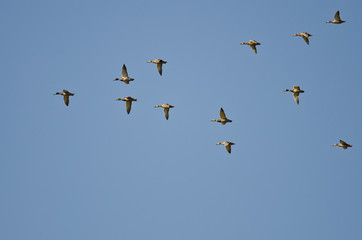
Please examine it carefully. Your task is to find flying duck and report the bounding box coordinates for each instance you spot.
[116,96,137,114]
[155,104,174,120]
[114,64,134,84]
[211,108,232,125]
[147,59,167,76]
[53,90,74,106]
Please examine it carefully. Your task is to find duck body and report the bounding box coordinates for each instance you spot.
[216,141,235,154]
[333,140,352,149]
[284,86,304,104]
[53,90,75,106]
[326,11,346,24]
[293,32,312,45]
[240,40,261,54]
[211,108,232,125]
[116,96,137,114]
[147,59,167,76]
[155,103,174,120]
[114,64,134,84]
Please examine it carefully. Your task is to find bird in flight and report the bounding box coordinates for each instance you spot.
[326,11,346,24]
[116,96,137,114]
[53,90,75,106]
[293,32,312,45]
[240,40,261,54]
[284,86,305,105]
[114,64,135,84]
[155,104,174,120]
[333,140,352,149]
[147,59,167,76]
[216,141,235,154]
[211,108,232,125]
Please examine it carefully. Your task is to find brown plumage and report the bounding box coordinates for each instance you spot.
[53,90,75,106]
[211,108,232,125]
[147,59,167,76]
[293,32,312,45]
[284,86,305,105]
[333,140,352,149]
[113,64,135,84]
[216,141,235,154]
[240,40,261,54]
[116,96,137,114]
[326,11,346,24]
[155,104,174,120]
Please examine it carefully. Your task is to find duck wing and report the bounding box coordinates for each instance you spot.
[63,95,69,106]
[122,64,129,78]
[334,11,341,21]
[302,36,309,45]
[164,107,170,120]
[226,144,232,153]
[220,108,226,119]
[340,140,347,145]
[157,62,163,76]
[126,101,132,114]
[293,93,300,104]
[250,44,257,54]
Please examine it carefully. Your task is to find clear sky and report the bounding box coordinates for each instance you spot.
[1,0,361,239]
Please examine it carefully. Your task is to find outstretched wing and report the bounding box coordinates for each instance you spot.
[220,108,226,119]
[293,86,301,90]
[293,93,300,104]
[126,101,132,114]
[334,11,341,21]
[226,145,232,153]
[340,140,347,145]
[302,36,309,45]
[63,95,69,106]
[122,64,129,78]
[250,45,257,54]
[164,108,170,120]
[157,63,163,76]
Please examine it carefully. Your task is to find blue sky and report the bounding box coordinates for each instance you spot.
[1,0,362,239]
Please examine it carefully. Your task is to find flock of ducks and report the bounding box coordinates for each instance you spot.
[240,11,345,55]
[53,11,352,154]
